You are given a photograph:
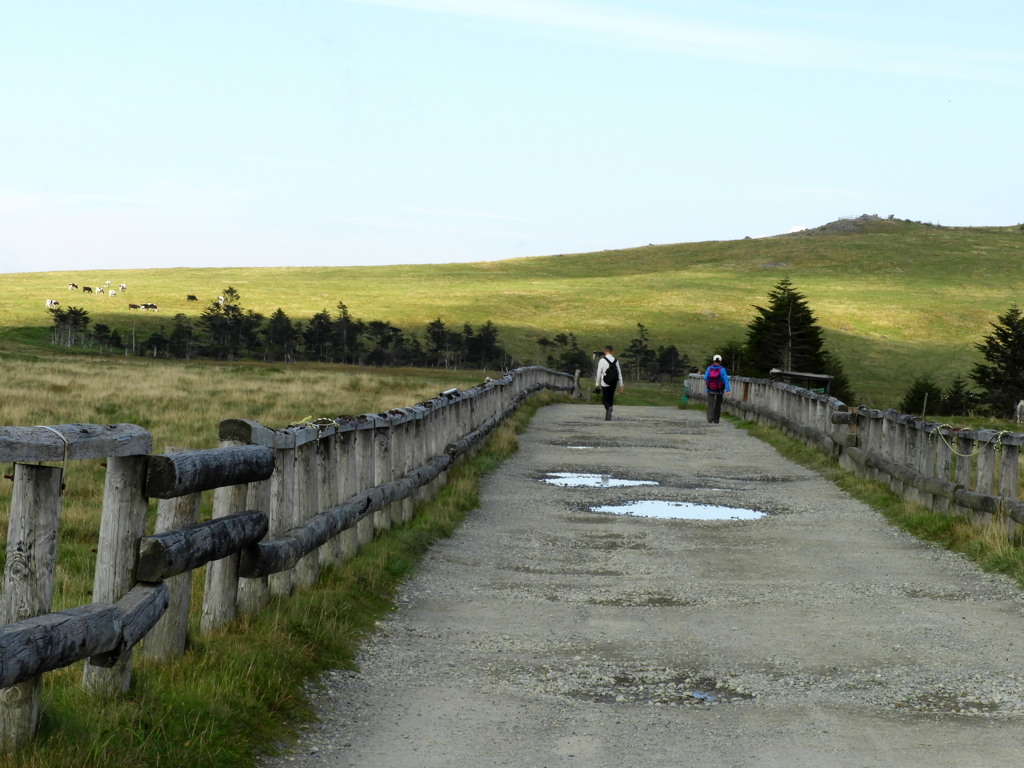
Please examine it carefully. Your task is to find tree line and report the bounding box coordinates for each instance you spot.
[49,288,516,370]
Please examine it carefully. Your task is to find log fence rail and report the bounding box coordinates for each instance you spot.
[0,366,573,751]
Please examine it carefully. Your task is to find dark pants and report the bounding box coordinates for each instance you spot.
[602,386,616,411]
[706,391,724,423]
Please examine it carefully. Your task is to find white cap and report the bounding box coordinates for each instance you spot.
[712,354,722,362]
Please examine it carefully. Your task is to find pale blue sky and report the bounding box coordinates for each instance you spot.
[2,1,1021,273]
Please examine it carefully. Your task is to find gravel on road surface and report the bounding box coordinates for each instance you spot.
[260,405,1024,767]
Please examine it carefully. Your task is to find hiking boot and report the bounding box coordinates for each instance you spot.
[605,407,613,421]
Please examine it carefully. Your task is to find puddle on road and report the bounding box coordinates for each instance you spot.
[540,473,659,488]
[590,500,766,520]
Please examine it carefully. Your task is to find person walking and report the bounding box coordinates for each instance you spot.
[595,346,625,420]
[704,354,730,424]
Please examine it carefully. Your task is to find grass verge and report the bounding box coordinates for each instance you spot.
[13,390,568,768]
[723,411,1024,589]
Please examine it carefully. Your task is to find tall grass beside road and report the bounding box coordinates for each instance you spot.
[0,357,565,767]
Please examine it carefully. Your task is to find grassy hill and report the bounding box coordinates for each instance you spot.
[4,216,1023,407]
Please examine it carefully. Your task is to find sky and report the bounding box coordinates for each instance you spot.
[1,1,1022,274]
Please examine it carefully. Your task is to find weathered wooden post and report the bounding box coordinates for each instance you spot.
[1,464,62,751]
[355,416,376,546]
[317,430,342,567]
[237,475,273,614]
[412,405,430,504]
[82,454,150,695]
[999,435,1021,537]
[140,446,199,659]
[373,414,393,530]
[952,432,975,518]
[572,369,581,398]
[293,436,320,589]
[335,423,360,561]
[397,409,415,523]
[200,439,249,632]
[915,423,936,509]
[268,440,297,597]
[932,427,953,514]
[974,430,999,525]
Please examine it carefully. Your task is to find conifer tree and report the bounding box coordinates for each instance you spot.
[970,305,1024,417]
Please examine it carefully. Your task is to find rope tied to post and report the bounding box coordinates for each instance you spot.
[34,425,70,495]
[930,424,1012,458]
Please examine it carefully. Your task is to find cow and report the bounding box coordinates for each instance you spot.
[105,281,111,287]
[186,294,198,302]
[68,283,78,290]
[128,304,140,310]
[1016,400,1024,425]
[119,284,127,292]
[109,290,117,297]
[141,303,158,312]
[82,286,93,294]
[45,299,59,308]
[95,287,103,294]
[217,295,225,305]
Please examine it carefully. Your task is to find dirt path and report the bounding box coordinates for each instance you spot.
[261,405,1024,767]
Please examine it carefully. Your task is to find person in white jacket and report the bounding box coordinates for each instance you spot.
[595,346,625,420]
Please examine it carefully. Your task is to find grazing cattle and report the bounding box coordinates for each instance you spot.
[141,303,158,312]
[82,286,93,294]
[128,304,141,310]
[45,299,59,308]
[68,283,78,290]
[217,295,225,305]
[119,284,127,292]
[105,281,111,287]
[109,290,117,297]
[1017,400,1024,425]
[186,294,198,302]
[95,287,103,294]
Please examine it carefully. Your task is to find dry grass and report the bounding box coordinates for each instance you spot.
[0,353,569,767]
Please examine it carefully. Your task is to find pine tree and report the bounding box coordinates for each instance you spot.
[970,305,1024,417]
[744,279,855,402]
[899,375,942,416]
[744,279,824,375]
[941,375,975,417]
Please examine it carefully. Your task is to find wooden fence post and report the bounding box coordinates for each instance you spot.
[140,446,199,660]
[0,464,62,752]
[952,433,975,517]
[237,475,272,614]
[932,428,953,514]
[999,437,1021,537]
[201,439,249,632]
[293,438,320,589]
[373,415,393,531]
[336,428,359,560]
[396,410,415,523]
[268,444,296,597]
[317,432,342,568]
[975,430,998,525]
[355,417,375,546]
[82,455,149,695]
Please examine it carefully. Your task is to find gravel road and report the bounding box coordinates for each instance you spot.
[260,404,1024,767]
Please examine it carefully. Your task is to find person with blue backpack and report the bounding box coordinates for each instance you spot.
[595,345,625,420]
[704,354,731,424]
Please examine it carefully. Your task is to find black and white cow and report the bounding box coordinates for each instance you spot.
[68,283,78,290]
[119,284,127,292]
[95,287,103,294]
[108,290,117,298]
[45,299,59,308]
[141,303,158,312]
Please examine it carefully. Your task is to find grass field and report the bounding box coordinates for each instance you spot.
[5,216,1024,407]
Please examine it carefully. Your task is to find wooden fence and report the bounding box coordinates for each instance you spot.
[688,373,1024,528]
[0,366,574,751]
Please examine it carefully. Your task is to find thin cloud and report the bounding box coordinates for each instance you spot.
[342,0,1022,82]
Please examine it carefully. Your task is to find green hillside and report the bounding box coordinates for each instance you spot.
[4,216,1023,407]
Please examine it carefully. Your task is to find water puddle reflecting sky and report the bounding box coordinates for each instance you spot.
[540,473,659,488]
[590,500,765,520]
